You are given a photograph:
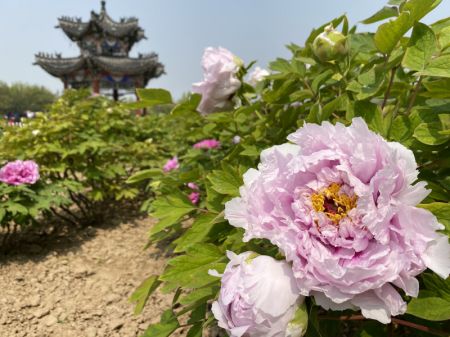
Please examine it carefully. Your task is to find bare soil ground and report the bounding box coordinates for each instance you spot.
[0,216,185,337]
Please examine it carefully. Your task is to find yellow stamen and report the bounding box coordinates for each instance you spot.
[311,183,357,225]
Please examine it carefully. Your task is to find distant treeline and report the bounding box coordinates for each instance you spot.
[0,82,56,114]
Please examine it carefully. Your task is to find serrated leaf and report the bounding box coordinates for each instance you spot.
[150,194,195,236]
[129,275,161,315]
[207,169,242,197]
[160,244,225,291]
[173,213,220,253]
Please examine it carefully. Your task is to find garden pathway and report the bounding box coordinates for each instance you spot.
[0,216,183,337]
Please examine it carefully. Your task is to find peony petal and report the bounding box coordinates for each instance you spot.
[422,235,450,279]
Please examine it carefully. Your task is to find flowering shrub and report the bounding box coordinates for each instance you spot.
[128,1,450,336]
[0,90,169,228]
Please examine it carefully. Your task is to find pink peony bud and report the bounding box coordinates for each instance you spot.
[187,182,199,190]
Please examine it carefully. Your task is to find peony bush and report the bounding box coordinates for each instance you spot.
[129,0,450,336]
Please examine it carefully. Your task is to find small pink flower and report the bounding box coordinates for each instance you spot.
[0,160,40,185]
[163,156,179,172]
[193,139,220,149]
[188,192,200,205]
[187,182,199,190]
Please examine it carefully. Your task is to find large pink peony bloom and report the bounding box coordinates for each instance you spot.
[0,160,40,185]
[163,156,179,172]
[193,139,220,149]
[192,47,241,115]
[212,251,305,337]
[225,118,450,323]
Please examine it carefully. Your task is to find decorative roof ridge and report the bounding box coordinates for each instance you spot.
[35,53,82,61]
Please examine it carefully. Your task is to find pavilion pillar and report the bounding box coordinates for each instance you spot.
[92,78,100,94]
[63,80,68,90]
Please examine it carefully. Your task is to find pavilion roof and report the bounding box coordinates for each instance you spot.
[56,1,146,42]
[34,53,164,78]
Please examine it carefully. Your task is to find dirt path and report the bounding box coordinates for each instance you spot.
[0,217,177,337]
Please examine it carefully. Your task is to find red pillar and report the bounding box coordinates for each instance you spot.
[92,78,100,94]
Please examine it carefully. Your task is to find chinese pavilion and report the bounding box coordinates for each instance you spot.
[34,1,164,100]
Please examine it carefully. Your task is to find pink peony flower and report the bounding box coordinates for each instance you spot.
[163,156,179,172]
[193,139,220,149]
[192,47,241,115]
[248,66,270,86]
[188,192,200,205]
[0,160,40,186]
[212,251,305,337]
[187,182,199,190]
[225,118,450,324]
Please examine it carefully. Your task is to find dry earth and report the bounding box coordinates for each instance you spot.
[0,216,187,337]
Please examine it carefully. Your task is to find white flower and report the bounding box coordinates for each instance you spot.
[192,47,241,115]
[248,66,270,86]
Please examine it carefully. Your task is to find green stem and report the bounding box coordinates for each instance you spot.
[405,77,422,115]
[382,67,397,111]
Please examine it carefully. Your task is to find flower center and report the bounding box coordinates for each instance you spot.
[311,183,357,225]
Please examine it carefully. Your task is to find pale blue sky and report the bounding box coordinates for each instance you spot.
[0,0,449,99]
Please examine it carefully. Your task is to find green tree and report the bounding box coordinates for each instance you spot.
[0,81,56,114]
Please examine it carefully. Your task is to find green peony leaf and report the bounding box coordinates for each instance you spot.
[173,213,221,253]
[361,6,398,25]
[141,310,179,337]
[402,23,437,71]
[419,54,450,78]
[407,297,450,321]
[129,275,161,315]
[150,194,196,236]
[126,168,162,184]
[160,244,225,291]
[413,121,450,145]
[136,88,173,106]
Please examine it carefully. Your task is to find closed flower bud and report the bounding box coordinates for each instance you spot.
[312,25,348,62]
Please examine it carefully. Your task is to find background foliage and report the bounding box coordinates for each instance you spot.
[0,81,55,114]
